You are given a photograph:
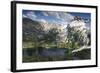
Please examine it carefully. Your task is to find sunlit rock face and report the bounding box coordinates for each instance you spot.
[69,20,86,31]
[68,16,86,31]
[40,21,68,43]
[39,16,89,45]
[67,16,90,46]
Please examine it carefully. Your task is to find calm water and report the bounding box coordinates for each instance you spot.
[23,48,91,62]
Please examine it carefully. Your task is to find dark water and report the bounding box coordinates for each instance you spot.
[23,48,68,59]
[23,48,91,62]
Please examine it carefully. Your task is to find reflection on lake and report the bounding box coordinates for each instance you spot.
[23,48,91,63]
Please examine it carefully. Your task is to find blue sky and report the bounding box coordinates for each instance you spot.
[68,12,91,20]
[22,10,91,25]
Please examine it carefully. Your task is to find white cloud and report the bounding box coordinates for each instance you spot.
[23,14,27,18]
[23,11,74,26]
[42,11,61,19]
[42,12,49,16]
[52,12,61,19]
[39,19,47,23]
[64,13,74,21]
[58,12,74,22]
[41,11,74,23]
[26,11,37,20]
